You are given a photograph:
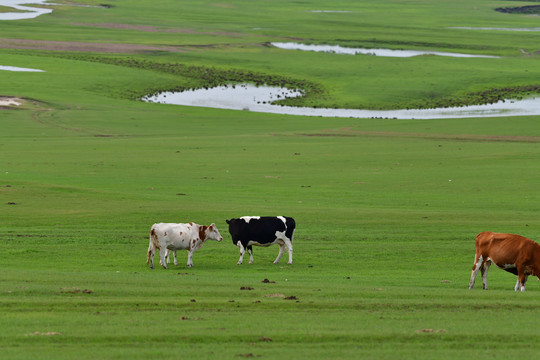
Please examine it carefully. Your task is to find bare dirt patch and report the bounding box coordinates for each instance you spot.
[299,128,540,143]
[0,38,186,53]
[212,3,235,9]
[25,331,62,336]
[72,23,198,33]
[263,293,285,298]
[71,23,252,37]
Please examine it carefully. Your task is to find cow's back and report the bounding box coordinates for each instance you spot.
[152,222,196,249]
[227,216,294,243]
[476,231,538,267]
[153,223,181,237]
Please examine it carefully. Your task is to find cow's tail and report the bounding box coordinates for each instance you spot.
[285,217,296,242]
[147,226,158,264]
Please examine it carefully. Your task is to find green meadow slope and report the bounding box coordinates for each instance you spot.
[1,0,540,358]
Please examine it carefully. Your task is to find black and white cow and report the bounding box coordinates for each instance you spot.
[226,216,295,265]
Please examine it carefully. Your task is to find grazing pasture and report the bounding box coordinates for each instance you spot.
[1,0,540,358]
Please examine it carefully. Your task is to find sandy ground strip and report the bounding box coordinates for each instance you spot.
[0,38,186,53]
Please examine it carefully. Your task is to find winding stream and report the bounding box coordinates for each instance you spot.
[143,84,540,120]
[271,42,499,58]
[3,1,536,119]
[0,0,53,20]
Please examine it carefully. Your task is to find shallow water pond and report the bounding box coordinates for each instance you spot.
[143,83,540,120]
[271,42,499,58]
[143,84,303,111]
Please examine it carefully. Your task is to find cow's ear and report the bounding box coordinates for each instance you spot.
[226,219,230,224]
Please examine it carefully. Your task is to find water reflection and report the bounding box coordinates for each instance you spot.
[271,42,499,58]
[143,83,540,119]
[0,0,53,20]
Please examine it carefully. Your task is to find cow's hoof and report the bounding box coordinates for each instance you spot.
[237,262,242,265]
[287,262,292,265]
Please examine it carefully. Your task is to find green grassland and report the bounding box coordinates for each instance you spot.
[1,0,540,358]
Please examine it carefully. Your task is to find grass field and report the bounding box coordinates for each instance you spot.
[1,0,540,358]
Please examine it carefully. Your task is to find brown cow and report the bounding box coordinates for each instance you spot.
[469,231,540,291]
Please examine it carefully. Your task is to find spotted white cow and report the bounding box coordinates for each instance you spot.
[226,216,295,265]
[147,222,222,269]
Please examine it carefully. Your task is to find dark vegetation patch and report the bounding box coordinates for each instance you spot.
[52,54,325,106]
[411,84,540,110]
[45,53,540,110]
[495,5,540,14]
[299,129,540,143]
[60,287,93,294]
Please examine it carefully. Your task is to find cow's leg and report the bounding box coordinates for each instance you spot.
[148,248,155,269]
[480,260,491,290]
[514,277,521,291]
[165,250,178,266]
[469,255,484,289]
[247,246,254,264]
[187,250,194,267]
[283,238,293,264]
[273,243,286,264]
[147,234,156,269]
[237,241,245,265]
[517,272,529,292]
[159,250,168,269]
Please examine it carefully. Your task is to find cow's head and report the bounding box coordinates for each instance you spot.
[206,223,223,242]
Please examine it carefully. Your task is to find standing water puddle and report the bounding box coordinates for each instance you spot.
[0,65,45,72]
[143,83,540,119]
[271,42,499,58]
[143,84,303,112]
